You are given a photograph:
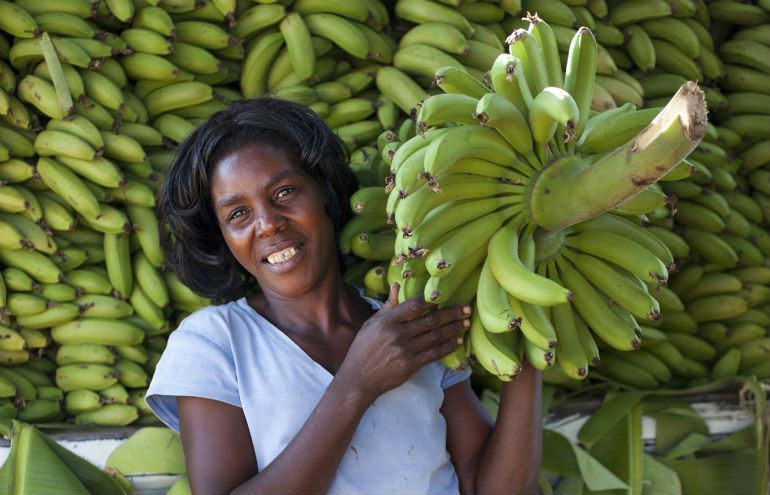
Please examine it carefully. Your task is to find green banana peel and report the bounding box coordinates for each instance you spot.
[530,82,707,231]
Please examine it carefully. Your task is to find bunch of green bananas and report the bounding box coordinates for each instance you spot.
[381,14,705,383]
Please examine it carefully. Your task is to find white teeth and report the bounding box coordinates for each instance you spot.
[267,246,297,265]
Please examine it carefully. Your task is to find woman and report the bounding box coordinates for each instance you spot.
[146,97,542,495]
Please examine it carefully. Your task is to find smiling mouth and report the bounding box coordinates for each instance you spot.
[265,245,301,265]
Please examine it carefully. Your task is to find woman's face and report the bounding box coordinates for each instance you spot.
[210,143,338,298]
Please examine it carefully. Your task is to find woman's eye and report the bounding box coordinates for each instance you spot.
[227,208,246,222]
[276,186,296,199]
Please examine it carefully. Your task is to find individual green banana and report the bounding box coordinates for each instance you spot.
[529,86,580,152]
[168,41,222,75]
[488,223,572,307]
[394,175,521,234]
[565,250,660,321]
[46,116,104,151]
[56,363,119,392]
[175,21,235,50]
[375,66,427,116]
[144,81,213,117]
[56,343,117,366]
[423,126,521,179]
[710,347,741,381]
[17,74,71,119]
[0,249,62,284]
[100,132,146,163]
[231,3,286,39]
[401,197,514,256]
[394,0,473,36]
[666,332,716,361]
[556,257,641,351]
[433,65,491,101]
[571,213,674,267]
[121,28,174,55]
[304,13,370,59]
[474,92,536,166]
[398,22,469,55]
[425,208,514,277]
[7,293,47,316]
[52,318,144,346]
[114,359,150,388]
[36,157,101,218]
[100,382,130,404]
[652,39,702,81]
[565,230,668,284]
[640,17,701,58]
[686,295,748,322]
[65,389,104,414]
[393,43,464,81]
[597,352,659,389]
[470,308,522,381]
[103,232,132,298]
[681,228,739,267]
[609,0,672,26]
[0,213,56,254]
[240,32,285,98]
[15,303,79,329]
[577,107,660,154]
[74,403,138,426]
[417,93,479,132]
[76,294,134,318]
[120,52,182,81]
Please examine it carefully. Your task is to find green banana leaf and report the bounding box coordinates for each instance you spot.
[584,400,644,495]
[698,425,759,455]
[659,450,763,495]
[3,421,89,495]
[106,426,187,475]
[647,407,709,455]
[0,421,130,495]
[578,391,645,449]
[39,425,131,495]
[642,454,681,495]
[662,432,713,460]
[542,429,628,492]
[554,476,583,494]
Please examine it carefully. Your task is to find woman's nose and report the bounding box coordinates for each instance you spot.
[254,209,287,238]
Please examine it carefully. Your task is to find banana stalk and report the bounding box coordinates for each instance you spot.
[530,82,707,231]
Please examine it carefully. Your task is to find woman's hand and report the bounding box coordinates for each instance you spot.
[336,282,471,403]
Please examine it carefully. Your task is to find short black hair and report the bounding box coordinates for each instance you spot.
[157,97,357,301]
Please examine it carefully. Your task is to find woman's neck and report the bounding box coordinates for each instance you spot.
[249,274,372,338]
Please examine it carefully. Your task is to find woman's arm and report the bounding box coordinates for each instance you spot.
[180,285,471,495]
[443,363,543,495]
[178,376,372,495]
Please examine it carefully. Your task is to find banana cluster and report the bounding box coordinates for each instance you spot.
[365,14,705,384]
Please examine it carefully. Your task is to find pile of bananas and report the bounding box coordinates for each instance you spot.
[0,0,767,428]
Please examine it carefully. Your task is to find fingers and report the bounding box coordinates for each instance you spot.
[411,316,470,353]
[382,282,400,310]
[403,304,472,338]
[414,323,467,365]
[383,294,436,322]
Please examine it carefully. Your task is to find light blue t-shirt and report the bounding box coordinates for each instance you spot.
[146,296,472,494]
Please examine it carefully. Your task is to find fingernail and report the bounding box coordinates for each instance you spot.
[462,305,472,315]
[463,319,471,328]
[456,337,464,345]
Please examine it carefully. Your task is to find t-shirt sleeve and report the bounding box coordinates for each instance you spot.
[440,362,472,390]
[146,329,240,433]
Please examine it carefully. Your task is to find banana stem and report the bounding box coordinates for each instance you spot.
[39,33,73,118]
[529,82,707,231]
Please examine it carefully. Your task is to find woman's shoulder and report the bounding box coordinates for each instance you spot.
[171,298,260,345]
